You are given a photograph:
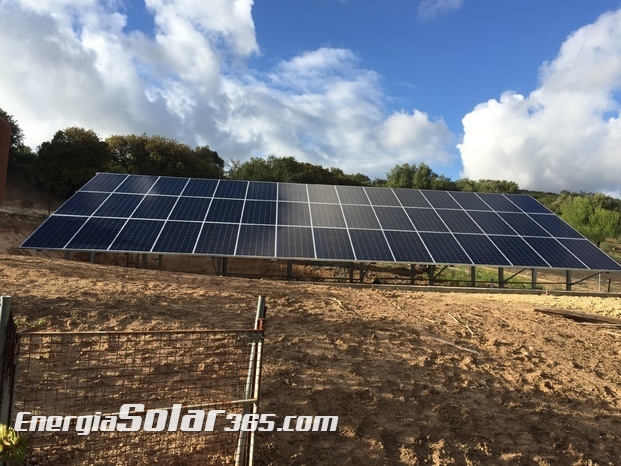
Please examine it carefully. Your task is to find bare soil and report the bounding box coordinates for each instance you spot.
[2,170,621,465]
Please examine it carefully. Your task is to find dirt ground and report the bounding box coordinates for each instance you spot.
[2,170,621,465]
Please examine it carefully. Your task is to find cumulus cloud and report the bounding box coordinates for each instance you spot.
[418,0,464,21]
[0,0,452,179]
[459,9,621,194]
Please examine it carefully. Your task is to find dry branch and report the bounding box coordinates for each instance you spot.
[421,335,480,355]
[534,308,621,326]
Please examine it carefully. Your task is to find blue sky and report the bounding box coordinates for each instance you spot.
[1,0,621,195]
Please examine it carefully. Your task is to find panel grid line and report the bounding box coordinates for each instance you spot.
[233,182,252,256]
[62,175,141,250]
[362,188,396,262]
[105,176,161,251]
[333,185,358,261]
[148,178,192,253]
[499,193,589,269]
[191,179,221,254]
[447,191,515,266]
[418,190,474,265]
[305,184,318,259]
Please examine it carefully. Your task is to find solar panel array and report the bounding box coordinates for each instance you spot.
[20,173,621,272]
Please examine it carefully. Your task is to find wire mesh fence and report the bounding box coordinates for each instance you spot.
[0,296,267,466]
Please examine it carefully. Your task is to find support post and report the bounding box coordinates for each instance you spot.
[90,251,96,264]
[157,255,163,271]
[470,266,476,287]
[64,250,70,260]
[359,263,365,284]
[286,261,293,281]
[531,269,537,289]
[498,267,504,288]
[349,264,354,283]
[566,270,572,291]
[428,265,435,286]
[141,254,148,269]
[410,264,416,285]
[222,257,228,276]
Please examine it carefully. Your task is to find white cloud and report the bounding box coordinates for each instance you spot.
[0,0,452,179]
[418,0,464,21]
[459,9,621,194]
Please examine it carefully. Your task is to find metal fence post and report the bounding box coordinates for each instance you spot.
[236,296,267,466]
[0,297,12,427]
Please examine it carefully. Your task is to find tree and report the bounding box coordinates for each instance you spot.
[0,107,26,161]
[35,127,110,197]
[228,155,368,185]
[386,162,455,190]
[106,134,224,179]
[560,196,621,247]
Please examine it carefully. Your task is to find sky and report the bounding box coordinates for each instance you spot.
[1,0,621,196]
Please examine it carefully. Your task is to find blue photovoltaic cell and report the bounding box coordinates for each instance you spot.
[81,173,127,193]
[524,237,586,269]
[530,214,583,239]
[307,185,339,203]
[342,205,380,229]
[195,223,239,255]
[454,234,511,266]
[21,173,621,271]
[310,204,347,228]
[278,202,311,226]
[214,180,247,199]
[419,232,472,264]
[488,235,550,267]
[131,195,177,220]
[55,192,111,216]
[21,216,87,249]
[236,225,275,257]
[94,194,143,218]
[406,208,449,232]
[66,217,127,250]
[247,181,277,200]
[150,177,188,195]
[110,220,164,251]
[349,230,393,261]
[477,193,522,212]
[467,211,516,235]
[422,190,461,209]
[449,191,492,211]
[365,188,400,206]
[436,210,483,234]
[314,228,354,260]
[183,179,218,197]
[205,199,244,223]
[153,221,202,253]
[384,231,433,263]
[393,189,431,207]
[278,183,308,202]
[169,197,212,221]
[507,194,551,214]
[374,207,415,231]
[117,175,158,194]
[242,201,276,224]
[499,213,550,237]
[336,185,370,205]
[277,226,315,258]
[558,239,621,270]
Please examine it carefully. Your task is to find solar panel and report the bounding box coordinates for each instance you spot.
[20,173,621,272]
